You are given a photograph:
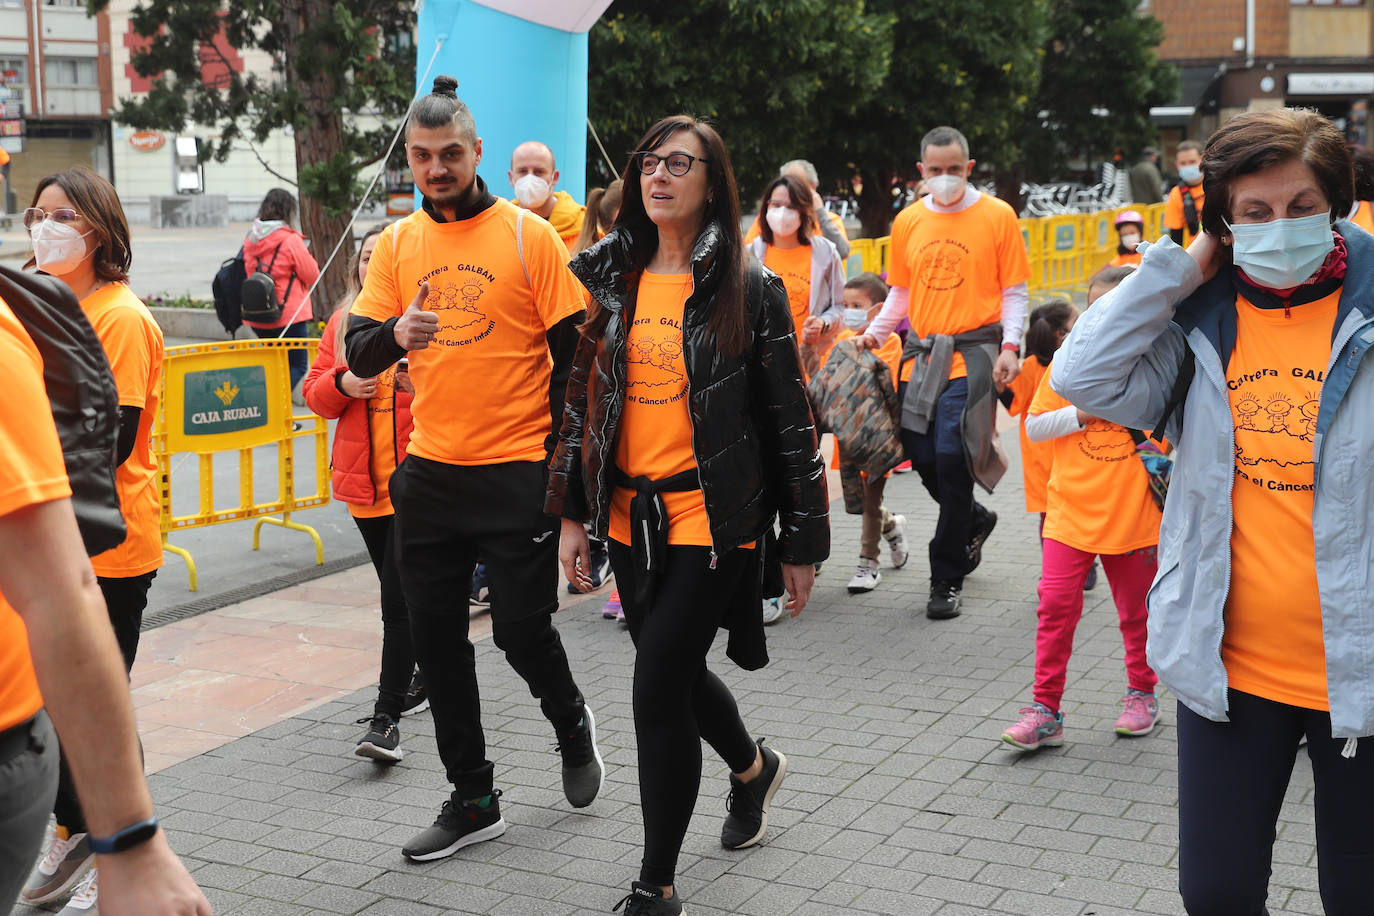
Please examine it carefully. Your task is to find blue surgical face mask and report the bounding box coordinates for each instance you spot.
[1178,164,1202,184]
[1226,211,1334,290]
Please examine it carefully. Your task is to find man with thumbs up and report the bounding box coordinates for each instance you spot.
[345,77,600,862]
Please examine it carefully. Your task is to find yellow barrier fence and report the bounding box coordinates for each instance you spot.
[154,338,330,590]
[845,202,1168,299]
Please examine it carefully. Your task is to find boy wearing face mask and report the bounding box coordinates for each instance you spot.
[508,140,586,251]
[1109,211,1145,268]
[1165,140,1205,246]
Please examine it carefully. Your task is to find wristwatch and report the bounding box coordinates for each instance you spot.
[89,817,159,854]
[1001,343,1020,356]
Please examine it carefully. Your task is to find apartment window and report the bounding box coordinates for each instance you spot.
[0,58,26,87]
[44,57,97,88]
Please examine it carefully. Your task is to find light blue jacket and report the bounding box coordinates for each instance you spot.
[1052,225,1374,740]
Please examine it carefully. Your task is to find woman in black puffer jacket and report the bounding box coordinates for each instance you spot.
[546,115,828,916]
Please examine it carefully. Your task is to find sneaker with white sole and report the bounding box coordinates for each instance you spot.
[402,791,507,861]
[883,514,909,569]
[1001,702,1064,751]
[355,713,403,762]
[54,867,98,915]
[400,669,428,717]
[1115,689,1162,736]
[613,880,685,915]
[21,831,93,904]
[847,557,881,593]
[720,739,787,849]
[761,596,784,626]
[556,705,604,808]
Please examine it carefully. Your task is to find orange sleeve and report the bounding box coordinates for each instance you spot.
[1163,187,1184,231]
[351,224,401,323]
[92,305,154,409]
[523,216,585,329]
[744,216,761,244]
[887,206,915,289]
[996,204,1032,288]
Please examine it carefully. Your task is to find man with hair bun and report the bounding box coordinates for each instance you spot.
[346,75,603,862]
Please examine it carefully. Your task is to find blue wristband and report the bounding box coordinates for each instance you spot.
[88,817,159,854]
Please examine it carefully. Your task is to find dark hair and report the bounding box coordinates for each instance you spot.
[408,75,477,142]
[571,179,622,256]
[1176,140,1203,156]
[1350,144,1374,202]
[27,168,131,281]
[589,115,748,356]
[1023,298,1075,365]
[757,175,816,246]
[257,187,297,224]
[1199,109,1353,238]
[843,272,888,304]
[921,125,969,159]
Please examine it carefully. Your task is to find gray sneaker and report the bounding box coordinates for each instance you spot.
[402,792,507,862]
[557,704,604,808]
[21,832,93,905]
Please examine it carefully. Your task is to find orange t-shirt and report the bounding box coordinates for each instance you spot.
[887,195,1030,382]
[1005,355,1052,514]
[1164,183,1205,242]
[351,200,584,466]
[1223,291,1337,711]
[0,301,73,731]
[1030,372,1161,553]
[1350,201,1374,236]
[763,243,813,334]
[609,272,711,547]
[1108,251,1143,269]
[83,283,164,577]
[352,363,404,519]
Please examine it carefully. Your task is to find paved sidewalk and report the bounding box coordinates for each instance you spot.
[17,446,1322,916]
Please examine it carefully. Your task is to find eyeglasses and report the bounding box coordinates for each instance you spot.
[634,150,710,177]
[23,208,83,229]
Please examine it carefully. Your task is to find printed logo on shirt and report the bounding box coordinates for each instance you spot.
[368,367,396,417]
[626,316,687,405]
[1078,418,1134,462]
[916,238,971,292]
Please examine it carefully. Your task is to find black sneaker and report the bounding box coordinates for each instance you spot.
[400,669,428,717]
[927,580,962,620]
[401,791,507,862]
[568,540,613,594]
[612,881,684,915]
[966,508,998,573]
[470,563,491,609]
[354,713,403,763]
[556,705,605,808]
[1083,561,1099,592]
[721,739,787,850]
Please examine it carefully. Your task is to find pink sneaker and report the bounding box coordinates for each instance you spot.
[1001,702,1064,751]
[1115,690,1161,736]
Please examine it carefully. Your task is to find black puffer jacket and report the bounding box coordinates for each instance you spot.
[545,219,829,566]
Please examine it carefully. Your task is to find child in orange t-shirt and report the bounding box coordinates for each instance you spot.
[1002,270,1162,752]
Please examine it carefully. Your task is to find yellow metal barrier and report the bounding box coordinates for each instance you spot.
[154,338,330,590]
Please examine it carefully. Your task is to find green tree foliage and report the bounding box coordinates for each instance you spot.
[1020,0,1179,181]
[587,0,893,208]
[90,0,415,310]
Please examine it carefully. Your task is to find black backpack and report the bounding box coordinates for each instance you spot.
[0,266,126,556]
[240,244,296,325]
[211,246,246,336]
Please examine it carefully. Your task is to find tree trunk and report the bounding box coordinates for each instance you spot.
[283,0,353,320]
[994,165,1025,215]
[858,166,895,240]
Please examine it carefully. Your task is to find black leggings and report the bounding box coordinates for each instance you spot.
[53,572,154,833]
[609,541,759,888]
[352,513,414,720]
[1177,691,1374,915]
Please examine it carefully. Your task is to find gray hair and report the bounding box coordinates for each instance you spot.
[779,159,819,188]
[920,126,969,160]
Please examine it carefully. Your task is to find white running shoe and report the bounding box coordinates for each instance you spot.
[55,867,98,914]
[761,596,785,626]
[884,514,909,568]
[847,557,882,593]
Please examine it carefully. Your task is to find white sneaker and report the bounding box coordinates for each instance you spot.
[847,557,882,593]
[884,514,909,569]
[56,867,97,914]
[21,830,93,904]
[761,596,785,626]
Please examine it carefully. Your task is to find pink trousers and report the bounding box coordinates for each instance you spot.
[1034,538,1158,712]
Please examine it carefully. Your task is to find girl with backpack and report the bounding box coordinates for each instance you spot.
[1001,270,1163,753]
[243,188,320,393]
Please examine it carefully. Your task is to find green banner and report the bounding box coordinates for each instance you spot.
[183,365,269,436]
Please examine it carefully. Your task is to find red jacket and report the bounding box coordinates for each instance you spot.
[304,309,413,508]
[242,223,321,328]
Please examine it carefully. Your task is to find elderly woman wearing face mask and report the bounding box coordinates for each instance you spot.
[1053,108,1374,916]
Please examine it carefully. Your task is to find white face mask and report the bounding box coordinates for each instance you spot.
[1120,231,1141,249]
[766,205,801,237]
[513,173,551,208]
[30,220,93,276]
[925,173,966,206]
[842,308,870,331]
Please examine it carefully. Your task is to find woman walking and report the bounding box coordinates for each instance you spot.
[243,188,320,394]
[547,115,829,915]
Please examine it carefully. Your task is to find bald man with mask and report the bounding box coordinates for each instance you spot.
[508,141,586,251]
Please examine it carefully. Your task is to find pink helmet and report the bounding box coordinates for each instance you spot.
[1115,210,1144,228]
